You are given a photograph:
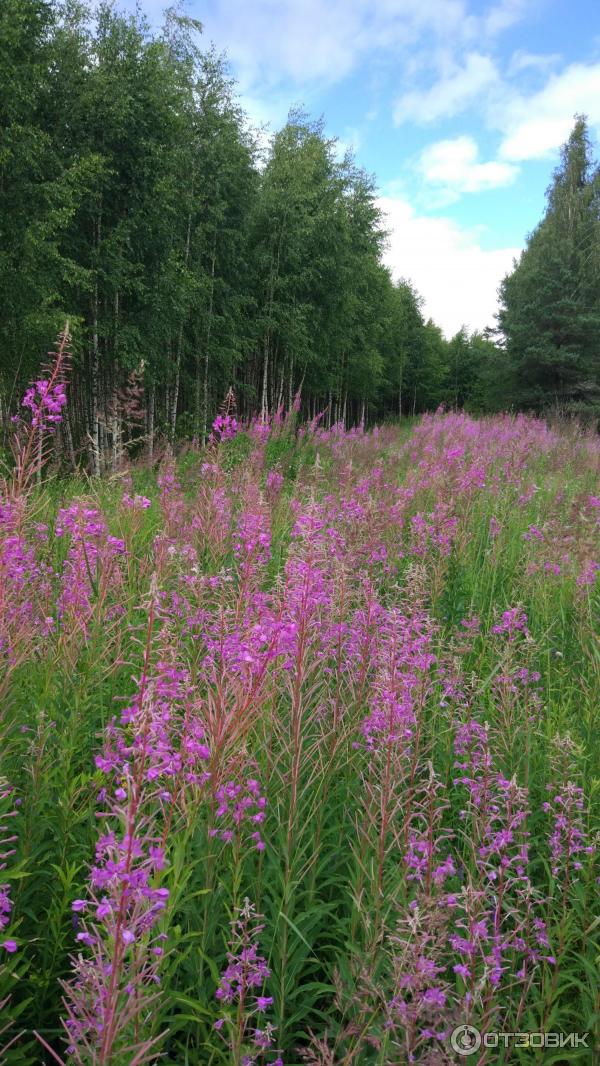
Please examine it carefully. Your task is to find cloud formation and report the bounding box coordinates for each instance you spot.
[378,194,520,336]
[393,50,600,165]
[394,53,500,125]
[418,135,518,193]
[125,0,595,338]
[200,0,525,94]
[498,61,600,160]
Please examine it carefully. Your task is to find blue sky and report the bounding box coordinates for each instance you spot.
[133,0,600,335]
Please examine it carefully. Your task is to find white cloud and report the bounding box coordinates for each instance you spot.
[419,135,518,193]
[201,0,368,91]
[507,49,561,76]
[394,53,499,124]
[196,0,525,112]
[481,0,527,37]
[378,193,520,336]
[499,61,600,160]
[394,51,600,166]
[123,0,534,138]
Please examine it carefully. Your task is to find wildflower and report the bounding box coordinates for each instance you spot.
[211,413,239,442]
[256,996,274,1011]
[60,618,210,1062]
[489,515,501,538]
[544,782,594,877]
[122,492,152,510]
[266,470,284,496]
[22,378,67,429]
[491,606,529,640]
[210,775,267,851]
[214,900,282,1063]
[576,559,599,588]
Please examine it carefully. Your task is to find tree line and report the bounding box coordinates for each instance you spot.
[497,117,600,420]
[1,1,599,474]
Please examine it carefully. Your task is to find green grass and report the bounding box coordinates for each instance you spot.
[1,414,599,1065]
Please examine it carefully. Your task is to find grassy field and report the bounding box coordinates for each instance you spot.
[0,408,599,1064]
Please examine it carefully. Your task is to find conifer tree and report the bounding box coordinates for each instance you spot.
[499,117,600,417]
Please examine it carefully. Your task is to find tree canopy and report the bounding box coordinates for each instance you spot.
[498,116,600,419]
[1,2,599,470]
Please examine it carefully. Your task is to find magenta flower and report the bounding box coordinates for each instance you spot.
[214,900,282,1064]
[21,378,67,429]
[211,413,239,442]
[60,619,211,1062]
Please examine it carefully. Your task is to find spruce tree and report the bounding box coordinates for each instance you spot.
[499,117,600,417]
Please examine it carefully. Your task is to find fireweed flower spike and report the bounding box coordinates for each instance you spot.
[210,388,239,445]
[209,774,267,851]
[54,502,126,638]
[22,378,67,428]
[0,780,22,1058]
[0,783,18,953]
[451,717,552,1021]
[385,898,456,1061]
[543,735,594,885]
[544,782,594,877]
[214,899,282,1065]
[211,413,239,443]
[5,323,71,499]
[60,590,211,1063]
[3,405,600,1064]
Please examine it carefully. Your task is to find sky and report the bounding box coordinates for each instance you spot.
[130,0,600,336]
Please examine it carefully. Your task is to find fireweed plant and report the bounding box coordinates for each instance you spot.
[0,383,598,1064]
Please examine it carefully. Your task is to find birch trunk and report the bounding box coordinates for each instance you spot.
[170,332,182,442]
[171,198,194,442]
[91,281,101,476]
[276,362,284,413]
[147,383,155,462]
[201,243,216,445]
[111,403,121,473]
[63,407,76,470]
[261,336,269,421]
[288,354,294,411]
[90,207,102,476]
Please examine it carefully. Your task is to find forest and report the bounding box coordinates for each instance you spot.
[1,3,600,1064]
[2,0,600,477]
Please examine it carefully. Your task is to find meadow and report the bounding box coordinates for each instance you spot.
[0,369,599,1065]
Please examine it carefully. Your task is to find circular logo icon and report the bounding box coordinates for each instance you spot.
[450,1024,482,1057]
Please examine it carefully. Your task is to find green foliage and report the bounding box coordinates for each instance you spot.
[0,0,523,459]
[3,5,600,455]
[264,431,315,481]
[1,417,600,1062]
[498,117,600,419]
